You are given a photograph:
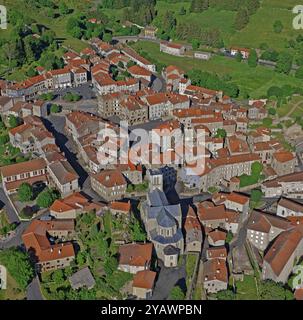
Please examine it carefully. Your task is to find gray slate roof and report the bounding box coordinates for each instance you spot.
[148,188,169,207]
[69,267,96,290]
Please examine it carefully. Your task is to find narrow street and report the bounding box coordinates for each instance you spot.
[43,115,106,203]
[26,276,44,300]
[0,188,19,224]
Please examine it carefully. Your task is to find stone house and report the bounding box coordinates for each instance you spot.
[246,211,291,251]
[90,170,127,202]
[118,243,153,274]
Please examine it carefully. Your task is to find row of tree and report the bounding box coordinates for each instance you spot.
[187,69,240,97]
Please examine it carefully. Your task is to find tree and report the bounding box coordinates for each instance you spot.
[268,107,277,116]
[295,66,303,79]
[162,11,177,34]
[248,49,258,67]
[190,0,208,13]
[179,6,186,15]
[36,188,59,208]
[216,289,235,300]
[71,27,83,39]
[8,115,20,128]
[262,117,273,128]
[130,219,147,242]
[169,286,185,300]
[260,280,291,300]
[267,86,283,99]
[0,134,9,145]
[250,189,263,205]
[103,33,112,43]
[235,51,243,62]
[18,183,33,202]
[191,39,200,50]
[276,52,293,75]
[0,248,34,289]
[76,251,87,266]
[50,104,61,113]
[226,231,233,244]
[59,2,70,15]
[234,8,249,30]
[104,256,118,276]
[246,0,260,15]
[273,20,283,33]
[215,128,227,139]
[52,269,64,284]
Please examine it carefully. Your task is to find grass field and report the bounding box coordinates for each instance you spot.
[0,0,88,53]
[0,264,26,300]
[277,95,303,118]
[229,0,298,50]
[131,41,303,98]
[154,0,299,51]
[235,276,259,300]
[154,1,236,41]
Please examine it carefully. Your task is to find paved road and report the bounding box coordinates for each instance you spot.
[0,188,19,224]
[229,218,249,253]
[0,221,29,249]
[27,276,44,300]
[43,115,106,203]
[43,115,88,187]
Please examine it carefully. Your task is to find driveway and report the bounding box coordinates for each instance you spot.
[151,258,186,300]
[27,276,44,300]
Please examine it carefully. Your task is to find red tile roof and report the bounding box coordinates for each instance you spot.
[110,201,131,213]
[22,220,75,263]
[0,158,47,178]
[133,270,156,290]
[118,243,153,267]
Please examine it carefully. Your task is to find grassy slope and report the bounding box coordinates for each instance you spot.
[131,41,303,98]
[155,0,299,51]
[0,0,87,52]
[155,1,236,41]
[229,0,299,50]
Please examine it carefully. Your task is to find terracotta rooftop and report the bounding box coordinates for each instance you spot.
[264,228,303,277]
[133,270,156,290]
[208,229,227,242]
[128,65,152,77]
[273,151,295,163]
[206,246,227,259]
[0,158,47,178]
[118,243,153,267]
[203,258,228,283]
[278,198,303,213]
[91,170,127,188]
[110,201,131,213]
[22,220,75,263]
[247,211,290,234]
